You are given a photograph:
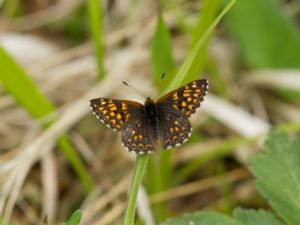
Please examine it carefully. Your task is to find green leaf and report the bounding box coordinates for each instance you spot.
[225,0,300,68]
[233,208,285,225]
[65,210,81,225]
[0,47,93,192]
[150,14,175,92]
[250,130,300,225]
[161,211,244,225]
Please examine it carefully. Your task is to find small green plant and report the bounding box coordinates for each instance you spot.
[161,130,300,225]
[42,210,81,225]
[61,210,82,225]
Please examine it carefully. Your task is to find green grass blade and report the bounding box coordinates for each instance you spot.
[150,13,176,92]
[0,48,55,117]
[87,0,105,79]
[183,0,220,83]
[123,155,149,225]
[165,0,236,94]
[0,47,93,192]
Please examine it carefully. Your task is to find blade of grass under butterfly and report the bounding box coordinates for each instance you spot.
[123,1,236,224]
[183,0,220,83]
[0,47,93,192]
[87,0,105,79]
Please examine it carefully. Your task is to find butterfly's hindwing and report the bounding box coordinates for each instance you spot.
[158,110,192,149]
[121,117,156,153]
[90,98,143,131]
[157,79,208,117]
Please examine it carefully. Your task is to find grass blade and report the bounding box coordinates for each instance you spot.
[87,0,105,79]
[183,0,220,83]
[150,13,176,92]
[0,47,93,192]
[165,0,236,94]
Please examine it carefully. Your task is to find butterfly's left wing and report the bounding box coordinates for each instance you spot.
[121,117,156,153]
[157,79,208,117]
[90,98,144,131]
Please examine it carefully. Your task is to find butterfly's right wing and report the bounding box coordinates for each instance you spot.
[158,110,192,149]
[157,79,208,117]
[90,98,144,131]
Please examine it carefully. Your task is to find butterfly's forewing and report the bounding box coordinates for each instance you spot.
[156,79,208,149]
[90,98,143,131]
[157,79,209,117]
[121,117,156,153]
[158,110,192,149]
[90,98,155,153]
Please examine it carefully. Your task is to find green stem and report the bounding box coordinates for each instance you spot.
[123,155,150,225]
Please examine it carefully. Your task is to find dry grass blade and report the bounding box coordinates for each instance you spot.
[41,154,58,225]
[12,0,84,31]
[81,174,131,223]
[91,203,125,225]
[149,168,250,204]
[137,186,155,225]
[203,94,270,137]
[245,70,300,91]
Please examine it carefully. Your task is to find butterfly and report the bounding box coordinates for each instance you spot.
[90,79,209,154]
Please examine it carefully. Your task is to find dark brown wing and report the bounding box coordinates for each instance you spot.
[158,110,192,149]
[121,117,156,154]
[157,79,209,117]
[90,98,143,131]
[90,98,156,153]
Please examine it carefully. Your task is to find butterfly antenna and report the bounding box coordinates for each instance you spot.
[122,81,147,99]
[150,73,166,98]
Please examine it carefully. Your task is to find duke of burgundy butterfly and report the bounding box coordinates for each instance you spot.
[90,79,209,154]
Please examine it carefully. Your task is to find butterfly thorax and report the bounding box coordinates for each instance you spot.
[144,97,159,124]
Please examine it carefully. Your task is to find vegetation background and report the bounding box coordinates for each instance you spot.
[0,0,300,224]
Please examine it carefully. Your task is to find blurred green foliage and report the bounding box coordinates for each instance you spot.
[225,0,300,100]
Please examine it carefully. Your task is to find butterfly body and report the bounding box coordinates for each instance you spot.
[144,97,159,124]
[90,79,209,154]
